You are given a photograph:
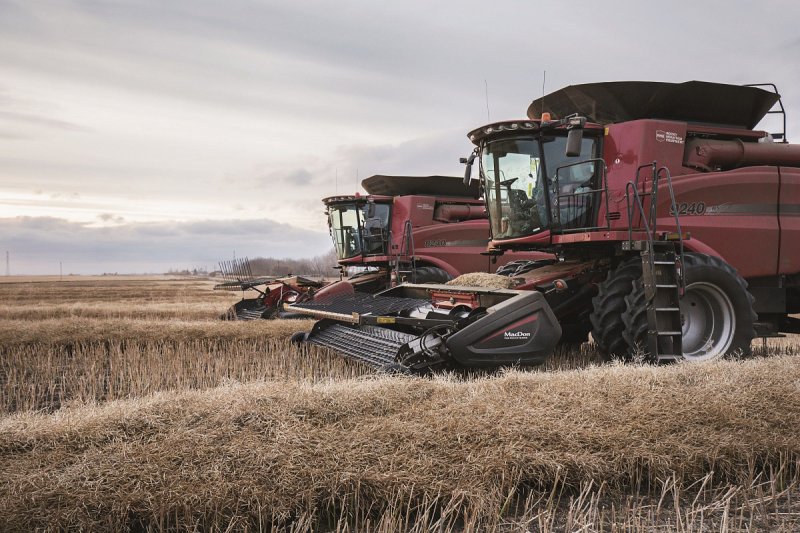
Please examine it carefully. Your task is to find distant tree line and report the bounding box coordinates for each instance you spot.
[247,249,338,278]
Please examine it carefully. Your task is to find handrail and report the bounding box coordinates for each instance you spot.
[625,181,653,243]
[395,220,415,283]
[625,162,687,292]
[625,180,655,278]
[552,158,610,233]
[657,166,686,289]
[627,162,658,242]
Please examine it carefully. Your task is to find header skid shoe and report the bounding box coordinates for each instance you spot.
[287,284,562,372]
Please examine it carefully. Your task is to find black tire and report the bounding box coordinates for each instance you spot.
[413,266,452,284]
[589,258,642,358]
[622,253,756,361]
[290,331,309,344]
[558,319,591,345]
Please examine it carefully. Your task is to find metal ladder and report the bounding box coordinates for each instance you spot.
[625,163,685,361]
[641,241,682,361]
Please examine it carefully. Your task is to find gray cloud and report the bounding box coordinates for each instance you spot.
[0,110,89,132]
[0,131,29,140]
[1,0,799,275]
[0,216,331,275]
[97,213,125,223]
[336,129,472,179]
[251,129,470,191]
[257,168,316,187]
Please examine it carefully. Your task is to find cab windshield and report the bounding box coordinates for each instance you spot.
[481,135,596,239]
[328,202,391,259]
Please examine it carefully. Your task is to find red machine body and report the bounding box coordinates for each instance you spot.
[289,81,799,370]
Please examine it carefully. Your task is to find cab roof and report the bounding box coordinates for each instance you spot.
[361,174,479,198]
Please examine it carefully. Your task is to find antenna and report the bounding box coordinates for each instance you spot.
[335,167,338,194]
[356,168,359,192]
[484,79,490,121]
[541,70,547,117]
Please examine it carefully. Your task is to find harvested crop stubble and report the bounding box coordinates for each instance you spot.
[0,340,370,413]
[0,277,239,319]
[2,356,799,530]
[446,272,515,289]
[0,301,230,321]
[0,317,308,347]
[0,316,371,413]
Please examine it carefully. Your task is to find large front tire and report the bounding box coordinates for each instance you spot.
[589,258,642,358]
[413,266,452,284]
[622,253,756,361]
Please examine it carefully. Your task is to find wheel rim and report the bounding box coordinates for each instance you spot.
[680,281,735,361]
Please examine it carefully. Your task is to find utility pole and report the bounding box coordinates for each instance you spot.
[5,251,8,276]
[60,261,63,281]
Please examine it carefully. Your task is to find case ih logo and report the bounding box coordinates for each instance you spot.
[504,331,531,340]
[655,130,684,144]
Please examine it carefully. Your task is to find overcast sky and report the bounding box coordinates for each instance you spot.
[1,0,799,274]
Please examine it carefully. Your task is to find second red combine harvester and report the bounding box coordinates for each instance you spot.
[290,80,800,372]
[218,175,549,319]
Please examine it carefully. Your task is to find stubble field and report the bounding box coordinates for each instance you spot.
[0,276,799,531]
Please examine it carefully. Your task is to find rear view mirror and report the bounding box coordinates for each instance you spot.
[564,116,587,157]
[565,128,583,157]
[460,153,477,185]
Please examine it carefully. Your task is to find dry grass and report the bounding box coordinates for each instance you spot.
[0,339,370,413]
[0,316,306,347]
[0,276,799,531]
[1,359,799,531]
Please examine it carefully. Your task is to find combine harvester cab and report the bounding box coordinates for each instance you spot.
[294,81,800,370]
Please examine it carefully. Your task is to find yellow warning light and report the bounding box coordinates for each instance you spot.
[540,112,551,122]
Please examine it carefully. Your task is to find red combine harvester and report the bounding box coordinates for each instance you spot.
[218,175,550,319]
[289,81,800,372]
[214,259,326,320]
